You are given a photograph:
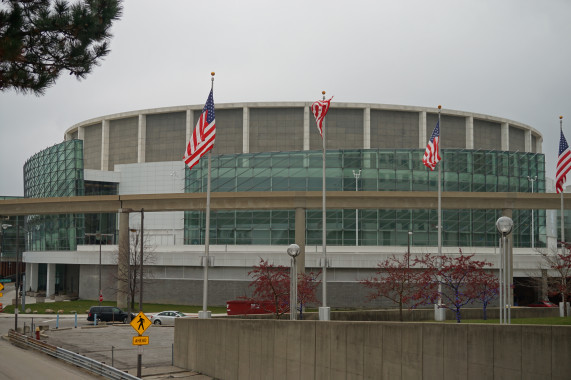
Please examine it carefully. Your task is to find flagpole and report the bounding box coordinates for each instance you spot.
[436,105,444,321]
[319,90,330,321]
[199,72,215,319]
[561,116,565,255]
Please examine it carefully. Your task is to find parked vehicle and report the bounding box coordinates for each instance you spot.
[527,301,557,307]
[150,311,186,325]
[87,306,135,323]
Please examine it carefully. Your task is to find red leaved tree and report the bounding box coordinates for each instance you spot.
[246,259,321,319]
[246,259,290,319]
[297,271,322,320]
[541,244,571,317]
[467,270,499,320]
[361,252,433,321]
[415,252,494,323]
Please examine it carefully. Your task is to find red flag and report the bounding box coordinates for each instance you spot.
[184,89,216,170]
[423,121,441,171]
[311,97,333,138]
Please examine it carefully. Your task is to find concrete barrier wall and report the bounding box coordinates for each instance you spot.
[174,319,571,380]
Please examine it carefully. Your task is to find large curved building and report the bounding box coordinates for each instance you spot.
[20,102,548,307]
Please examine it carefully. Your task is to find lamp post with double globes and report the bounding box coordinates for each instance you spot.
[496,216,514,324]
[287,244,301,320]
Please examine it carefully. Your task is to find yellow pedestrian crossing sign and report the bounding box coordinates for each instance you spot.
[0,283,3,291]
[130,311,151,335]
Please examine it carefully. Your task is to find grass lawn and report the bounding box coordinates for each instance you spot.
[445,317,571,325]
[1,300,227,315]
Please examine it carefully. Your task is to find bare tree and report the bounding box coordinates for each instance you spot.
[112,228,156,312]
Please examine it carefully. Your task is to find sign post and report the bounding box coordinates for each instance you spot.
[130,311,151,377]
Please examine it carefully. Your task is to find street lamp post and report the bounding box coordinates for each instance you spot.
[352,170,361,246]
[407,231,413,266]
[496,216,514,325]
[287,244,301,320]
[527,176,537,249]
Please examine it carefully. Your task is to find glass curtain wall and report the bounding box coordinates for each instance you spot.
[184,149,545,248]
[23,140,85,251]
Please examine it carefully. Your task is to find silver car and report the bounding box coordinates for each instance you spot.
[150,311,186,325]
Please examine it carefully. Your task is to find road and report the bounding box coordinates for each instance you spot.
[0,332,102,379]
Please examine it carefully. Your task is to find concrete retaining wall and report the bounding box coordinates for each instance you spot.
[174,319,571,380]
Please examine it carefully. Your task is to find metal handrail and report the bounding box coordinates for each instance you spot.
[8,330,139,380]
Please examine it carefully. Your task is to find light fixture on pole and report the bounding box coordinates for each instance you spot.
[352,170,361,246]
[496,216,513,325]
[527,176,537,249]
[287,244,301,320]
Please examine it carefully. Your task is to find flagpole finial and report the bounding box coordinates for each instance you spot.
[560,116,563,120]
[211,72,215,77]
[322,91,326,95]
[438,105,442,110]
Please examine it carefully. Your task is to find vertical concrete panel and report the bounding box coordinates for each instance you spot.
[187,319,198,370]
[443,324,468,380]
[346,323,366,379]
[364,323,383,380]
[274,320,289,379]
[521,325,551,380]
[315,321,331,380]
[259,321,276,380]
[401,324,422,380]
[117,211,129,309]
[237,320,251,380]
[493,325,522,380]
[300,321,316,380]
[286,321,302,380]
[551,325,571,380]
[382,323,402,380]
[422,324,444,380]
[467,325,493,380]
[173,319,189,368]
[330,323,347,380]
[222,320,240,380]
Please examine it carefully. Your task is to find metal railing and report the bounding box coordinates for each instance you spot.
[8,330,139,380]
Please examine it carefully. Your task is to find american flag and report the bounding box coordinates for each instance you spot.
[423,121,441,171]
[311,97,333,138]
[184,89,216,170]
[556,128,571,193]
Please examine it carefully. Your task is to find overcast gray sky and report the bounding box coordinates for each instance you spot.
[1,0,570,196]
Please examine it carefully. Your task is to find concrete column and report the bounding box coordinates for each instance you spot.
[536,137,543,154]
[419,111,427,148]
[185,110,193,143]
[78,126,85,141]
[525,130,532,153]
[101,120,110,171]
[46,263,56,298]
[364,107,371,149]
[28,263,38,292]
[303,106,310,150]
[138,114,146,163]
[243,107,249,154]
[501,122,509,151]
[465,116,474,149]
[117,210,130,309]
[295,208,306,275]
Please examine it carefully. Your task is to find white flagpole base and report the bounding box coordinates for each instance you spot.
[198,310,212,319]
[319,307,330,321]
[434,304,446,321]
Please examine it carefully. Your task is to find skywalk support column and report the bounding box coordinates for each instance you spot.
[117,209,130,309]
[295,208,306,275]
[46,264,56,298]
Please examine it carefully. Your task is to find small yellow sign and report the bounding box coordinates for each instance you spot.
[132,336,149,345]
[0,283,4,291]
[130,311,151,335]
[0,293,3,297]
